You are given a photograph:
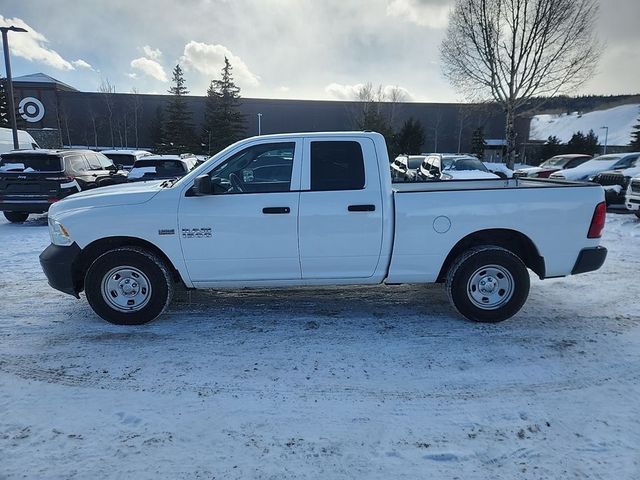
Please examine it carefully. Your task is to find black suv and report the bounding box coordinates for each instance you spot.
[0,149,127,223]
[591,153,640,206]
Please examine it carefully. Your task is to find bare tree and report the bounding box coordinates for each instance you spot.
[440,0,601,168]
[130,87,142,149]
[99,78,116,148]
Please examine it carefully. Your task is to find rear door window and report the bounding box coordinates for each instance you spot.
[310,141,365,191]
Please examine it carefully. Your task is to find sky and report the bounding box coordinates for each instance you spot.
[2,0,639,102]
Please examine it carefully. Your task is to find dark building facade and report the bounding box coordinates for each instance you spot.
[13,73,527,159]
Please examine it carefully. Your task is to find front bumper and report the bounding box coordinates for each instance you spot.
[572,246,607,275]
[39,242,82,297]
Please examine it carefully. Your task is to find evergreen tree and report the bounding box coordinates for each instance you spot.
[630,117,640,149]
[149,105,164,152]
[470,127,487,159]
[203,57,246,154]
[567,130,599,156]
[394,118,425,155]
[541,135,564,160]
[162,65,195,154]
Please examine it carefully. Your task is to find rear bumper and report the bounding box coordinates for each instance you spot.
[571,246,607,275]
[0,200,52,214]
[39,242,82,297]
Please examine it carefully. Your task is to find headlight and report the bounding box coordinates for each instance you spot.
[587,175,596,182]
[48,217,73,246]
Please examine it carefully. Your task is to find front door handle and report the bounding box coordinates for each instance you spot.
[262,207,290,214]
[348,204,376,212]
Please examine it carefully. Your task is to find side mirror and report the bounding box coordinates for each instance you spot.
[116,164,124,171]
[192,174,212,196]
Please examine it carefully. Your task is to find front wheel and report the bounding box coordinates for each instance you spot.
[4,211,29,223]
[85,247,174,325]
[446,246,530,323]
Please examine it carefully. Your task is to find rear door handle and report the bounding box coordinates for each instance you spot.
[262,207,290,214]
[348,204,376,212]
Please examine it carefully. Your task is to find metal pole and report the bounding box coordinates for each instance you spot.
[257,113,262,136]
[601,126,609,155]
[1,29,19,150]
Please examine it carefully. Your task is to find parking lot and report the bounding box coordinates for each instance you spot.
[1,213,639,479]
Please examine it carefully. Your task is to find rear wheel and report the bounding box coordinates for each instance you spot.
[85,247,174,325]
[3,212,29,223]
[446,246,530,323]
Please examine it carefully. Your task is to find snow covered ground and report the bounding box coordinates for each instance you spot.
[1,213,639,479]
[529,103,640,145]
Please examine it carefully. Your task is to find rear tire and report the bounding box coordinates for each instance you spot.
[85,247,174,325]
[3,212,29,223]
[446,246,530,323]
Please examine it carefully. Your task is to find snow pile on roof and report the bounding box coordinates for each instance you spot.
[484,162,514,177]
[530,103,640,146]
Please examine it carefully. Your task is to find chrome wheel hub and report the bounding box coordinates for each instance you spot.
[101,266,152,312]
[467,265,514,310]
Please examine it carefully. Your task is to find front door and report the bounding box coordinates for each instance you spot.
[178,140,302,283]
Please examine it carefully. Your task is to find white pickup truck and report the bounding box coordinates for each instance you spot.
[39,132,608,325]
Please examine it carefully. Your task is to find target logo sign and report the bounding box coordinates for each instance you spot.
[18,97,45,123]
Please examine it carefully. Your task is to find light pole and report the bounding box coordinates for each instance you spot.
[257,113,262,136]
[600,126,609,155]
[1,25,28,150]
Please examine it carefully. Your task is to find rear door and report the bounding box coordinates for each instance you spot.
[298,137,383,279]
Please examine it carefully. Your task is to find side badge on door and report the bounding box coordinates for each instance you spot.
[158,229,175,236]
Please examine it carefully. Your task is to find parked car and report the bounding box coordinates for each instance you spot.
[0,149,127,223]
[0,127,40,155]
[514,154,592,178]
[592,161,640,206]
[101,149,152,171]
[391,155,425,181]
[417,154,499,181]
[127,155,199,182]
[550,152,640,182]
[625,175,640,218]
[40,132,606,326]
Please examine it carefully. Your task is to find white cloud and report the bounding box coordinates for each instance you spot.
[130,57,168,82]
[0,15,76,70]
[325,83,415,101]
[386,0,450,29]
[72,59,93,69]
[142,45,162,60]
[180,41,260,87]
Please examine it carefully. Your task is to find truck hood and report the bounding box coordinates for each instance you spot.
[49,180,164,215]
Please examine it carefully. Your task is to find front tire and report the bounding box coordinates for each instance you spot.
[446,246,530,323]
[4,211,29,223]
[85,247,174,325]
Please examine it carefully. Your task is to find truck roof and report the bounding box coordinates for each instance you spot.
[1,149,98,156]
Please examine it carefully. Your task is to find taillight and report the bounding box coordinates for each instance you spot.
[48,197,59,203]
[587,202,606,238]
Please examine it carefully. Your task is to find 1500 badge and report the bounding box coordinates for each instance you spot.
[181,227,212,238]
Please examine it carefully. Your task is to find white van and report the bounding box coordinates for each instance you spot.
[0,127,40,154]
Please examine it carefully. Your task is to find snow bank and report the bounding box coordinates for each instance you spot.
[530,103,640,145]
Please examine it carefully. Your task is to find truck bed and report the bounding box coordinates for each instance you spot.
[392,177,600,192]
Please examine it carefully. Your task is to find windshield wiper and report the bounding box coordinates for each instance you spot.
[159,177,179,188]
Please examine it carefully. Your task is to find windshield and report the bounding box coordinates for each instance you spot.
[103,153,136,167]
[0,154,63,172]
[407,157,424,169]
[443,157,488,172]
[132,160,186,176]
[540,156,569,167]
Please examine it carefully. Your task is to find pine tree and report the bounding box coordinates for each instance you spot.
[162,65,195,154]
[470,127,487,160]
[541,135,564,160]
[630,117,640,149]
[394,118,425,155]
[568,130,599,156]
[203,57,246,154]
